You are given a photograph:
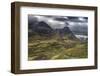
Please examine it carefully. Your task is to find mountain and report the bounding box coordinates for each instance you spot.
[28,21,77,40]
[61,27,77,39]
[55,27,77,39]
[28,21,54,37]
[34,21,54,36]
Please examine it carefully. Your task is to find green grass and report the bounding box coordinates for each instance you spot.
[28,35,88,60]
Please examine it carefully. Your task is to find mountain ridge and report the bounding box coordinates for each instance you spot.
[28,21,77,40]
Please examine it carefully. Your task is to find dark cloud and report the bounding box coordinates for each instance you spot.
[28,15,38,25]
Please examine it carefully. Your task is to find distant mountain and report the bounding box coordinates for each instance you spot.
[55,27,77,39]
[28,21,77,40]
[28,21,54,37]
[34,21,54,36]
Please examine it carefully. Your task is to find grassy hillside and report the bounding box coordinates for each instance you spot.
[28,35,88,60]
